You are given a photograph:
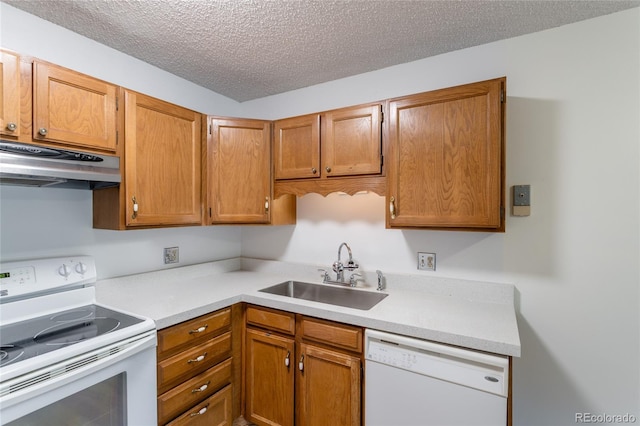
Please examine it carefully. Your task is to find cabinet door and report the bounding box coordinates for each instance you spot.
[33,61,117,152]
[124,90,201,226]
[207,118,271,224]
[296,343,361,426]
[387,78,504,230]
[274,114,320,180]
[322,104,382,177]
[245,328,295,426]
[0,50,21,138]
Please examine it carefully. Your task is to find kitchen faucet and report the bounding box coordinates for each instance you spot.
[319,242,360,286]
[333,242,359,282]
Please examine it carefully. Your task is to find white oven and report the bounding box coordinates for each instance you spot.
[0,256,157,425]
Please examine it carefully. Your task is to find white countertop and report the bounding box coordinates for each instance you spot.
[95,258,521,357]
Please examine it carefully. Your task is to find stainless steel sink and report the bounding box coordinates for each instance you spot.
[259,280,388,310]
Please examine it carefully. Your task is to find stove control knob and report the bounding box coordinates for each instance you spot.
[58,264,72,278]
[75,262,88,275]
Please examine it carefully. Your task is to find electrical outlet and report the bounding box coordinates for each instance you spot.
[164,247,179,264]
[418,252,436,271]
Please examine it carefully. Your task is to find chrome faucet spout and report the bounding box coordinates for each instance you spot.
[333,242,357,282]
[338,242,352,263]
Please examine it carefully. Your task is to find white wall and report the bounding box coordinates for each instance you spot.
[0,3,638,425]
[241,9,640,425]
[0,4,244,278]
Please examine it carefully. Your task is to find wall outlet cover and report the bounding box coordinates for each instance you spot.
[418,252,436,271]
[164,247,179,264]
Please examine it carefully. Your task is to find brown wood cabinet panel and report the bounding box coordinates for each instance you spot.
[158,358,232,424]
[322,104,382,177]
[166,384,232,426]
[296,342,361,426]
[246,305,296,335]
[387,77,505,230]
[274,113,320,180]
[33,61,117,152]
[298,316,362,353]
[124,90,202,227]
[158,309,231,358]
[158,332,231,394]
[243,306,363,426]
[206,117,271,224]
[245,328,295,426]
[0,50,21,138]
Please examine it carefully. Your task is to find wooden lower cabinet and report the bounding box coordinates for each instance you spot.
[157,308,234,426]
[245,329,295,426]
[244,305,363,426]
[296,343,361,426]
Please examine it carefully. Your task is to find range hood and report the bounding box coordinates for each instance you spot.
[0,141,120,189]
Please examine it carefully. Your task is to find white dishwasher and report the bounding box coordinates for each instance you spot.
[364,329,509,426]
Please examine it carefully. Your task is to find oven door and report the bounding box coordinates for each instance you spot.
[1,331,156,425]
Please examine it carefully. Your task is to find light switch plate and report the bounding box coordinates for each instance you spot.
[512,185,531,216]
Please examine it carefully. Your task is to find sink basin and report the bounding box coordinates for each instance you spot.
[259,281,388,311]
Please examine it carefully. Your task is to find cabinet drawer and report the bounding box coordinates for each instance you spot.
[246,305,295,335]
[158,358,232,425]
[158,332,231,392]
[158,309,231,358]
[298,316,363,353]
[166,384,232,426]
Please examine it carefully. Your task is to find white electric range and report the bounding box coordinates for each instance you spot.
[0,256,157,425]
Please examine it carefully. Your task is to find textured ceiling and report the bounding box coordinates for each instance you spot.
[4,0,639,102]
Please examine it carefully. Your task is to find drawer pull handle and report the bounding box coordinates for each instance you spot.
[285,351,290,368]
[191,381,211,393]
[189,325,208,334]
[187,352,208,364]
[298,354,304,371]
[190,404,209,417]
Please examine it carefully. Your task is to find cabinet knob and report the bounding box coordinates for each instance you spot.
[325,166,332,173]
[38,128,48,136]
[131,196,139,219]
[298,354,304,371]
[311,168,317,174]
[265,196,270,213]
[189,404,209,417]
[189,325,208,334]
[389,196,397,219]
[6,122,17,132]
[187,352,208,364]
[191,381,211,393]
[285,351,290,368]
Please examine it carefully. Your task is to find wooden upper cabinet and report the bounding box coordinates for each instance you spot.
[0,50,21,138]
[322,104,382,177]
[274,113,320,180]
[124,90,201,227]
[274,103,383,181]
[387,78,505,231]
[206,117,272,224]
[32,61,117,152]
